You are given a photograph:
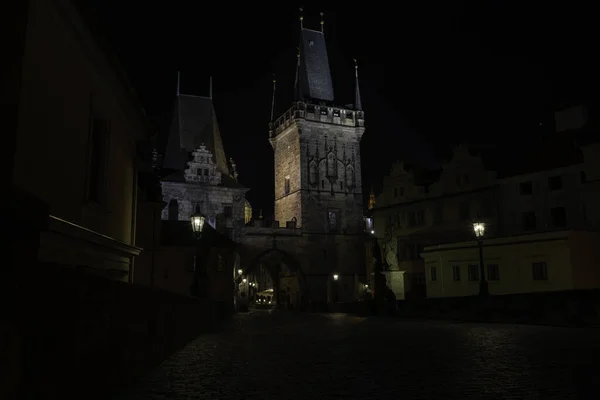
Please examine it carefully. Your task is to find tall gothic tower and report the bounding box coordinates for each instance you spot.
[270,25,365,233]
[268,17,365,302]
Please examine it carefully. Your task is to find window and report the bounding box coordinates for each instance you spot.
[408,212,416,227]
[468,265,479,281]
[519,181,533,195]
[339,182,343,191]
[430,267,437,281]
[393,188,398,198]
[203,169,209,176]
[328,209,340,232]
[399,187,405,196]
[459,202,470,220]
[194,204,201,214]
[223,204,233,218]
[532,262,548,280]
[487,264,499,280]
[225,228,234,241]
[284,177,291,194]
[548,176,562,191]
[452,265,461,281]
[416,210,425,225]
[434,206,443,224]
[321,179,325,189]
[197,169,202,175]
[480,199,493,218]
[522,211,537,231]
[168,199,179,221]
[88,117,109,204]
[550,207,567,228]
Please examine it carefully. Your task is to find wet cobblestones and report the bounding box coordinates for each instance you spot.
[115,311,600,399]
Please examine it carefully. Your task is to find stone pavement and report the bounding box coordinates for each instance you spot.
[114,310,600,399]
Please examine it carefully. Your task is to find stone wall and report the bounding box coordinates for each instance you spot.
[273,126,302,225]
[2,262,226,399]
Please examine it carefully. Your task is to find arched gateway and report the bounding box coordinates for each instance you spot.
[237,247,308,310]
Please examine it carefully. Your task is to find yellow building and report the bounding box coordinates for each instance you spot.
[421,230,600,298]
[11,0,151,281]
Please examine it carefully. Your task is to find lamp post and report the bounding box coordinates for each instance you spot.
[190,212,206,298]
[473,222,489,297]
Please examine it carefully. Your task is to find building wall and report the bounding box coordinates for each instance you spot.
[496,165,587,235]
[421,230,600,298]
[273,126,302,225]
[14,0,143,244]
[161,183,247,242]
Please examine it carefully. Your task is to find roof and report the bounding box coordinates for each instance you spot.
[299,28,334,102]
[163,94,230,175]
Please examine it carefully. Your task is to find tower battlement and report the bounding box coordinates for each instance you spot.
[269,101,364,139]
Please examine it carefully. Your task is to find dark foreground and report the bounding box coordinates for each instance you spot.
[115,311,600,399]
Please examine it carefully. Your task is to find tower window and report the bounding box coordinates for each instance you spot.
[223,204,233,218]
[321,180,325,189]
[285,177,290,195]
[339,182,343,190]
[328,208,340,232]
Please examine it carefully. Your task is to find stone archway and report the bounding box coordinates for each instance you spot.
[241,248,308,311]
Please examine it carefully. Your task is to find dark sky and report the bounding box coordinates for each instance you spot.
[87,1,596,217]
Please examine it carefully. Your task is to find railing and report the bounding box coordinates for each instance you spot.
[269,101,365,137]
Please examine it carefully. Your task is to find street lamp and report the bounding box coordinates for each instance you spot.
[333,274,339,281]
[238,269,243,275]
[472,222,489,297]
[190,212,207,297]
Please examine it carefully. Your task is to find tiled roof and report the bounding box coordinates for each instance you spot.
[163,95,230,174]
[299,28,334,102]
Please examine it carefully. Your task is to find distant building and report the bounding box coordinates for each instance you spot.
[371,130,600,299]
[9,0,151,281]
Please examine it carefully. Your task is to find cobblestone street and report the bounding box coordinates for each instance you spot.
[115,311,600,399]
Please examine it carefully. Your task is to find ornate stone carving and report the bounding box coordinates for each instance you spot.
[184,145,222,185]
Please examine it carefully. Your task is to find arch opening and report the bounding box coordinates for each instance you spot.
[238,248,307,311]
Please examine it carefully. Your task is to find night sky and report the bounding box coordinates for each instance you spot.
[86,2,596,217]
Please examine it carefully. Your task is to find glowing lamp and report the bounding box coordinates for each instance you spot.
[191,213,206,234]
[473,222,485,238]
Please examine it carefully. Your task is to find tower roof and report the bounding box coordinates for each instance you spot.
[163,94,230,175]
[299,28,334,103]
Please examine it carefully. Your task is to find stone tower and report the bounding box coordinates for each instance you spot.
[268,21,366,302]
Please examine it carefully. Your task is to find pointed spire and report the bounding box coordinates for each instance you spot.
[176,71,180,96]
[320,12,324,33]
[354,59,362,111]
[270,74,277,121]
[299,7,304,29]
[209,76,213,99]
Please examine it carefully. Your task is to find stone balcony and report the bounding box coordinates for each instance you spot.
[269,101,365,138]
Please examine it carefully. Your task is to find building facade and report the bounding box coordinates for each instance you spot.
[10,0,151,281]
[372,108,600,299]
[370,145,498,299]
